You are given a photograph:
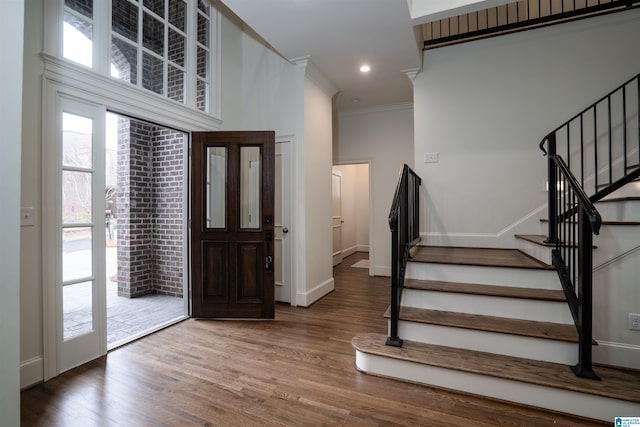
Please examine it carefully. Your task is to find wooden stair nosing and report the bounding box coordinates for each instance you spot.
[353,333,640,404]
[515,234,597,249]
[403,279,566,302]
[541,218,640,226]
[515,234,556,247]
[411,246,555,270]
[385,306,580,343]
[597,196,640,203]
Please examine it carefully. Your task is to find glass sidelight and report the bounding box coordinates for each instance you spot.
[61,113,97,341]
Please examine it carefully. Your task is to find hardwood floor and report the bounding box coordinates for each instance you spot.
[21,253,607,426]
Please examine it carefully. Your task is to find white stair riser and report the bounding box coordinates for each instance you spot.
[354,350,631,422]
[601,181,640,199]
[406,263,561,290]
[596,200,640,222]
[517,240,552,265]
[393,320,577,365]
[402,289,574,324]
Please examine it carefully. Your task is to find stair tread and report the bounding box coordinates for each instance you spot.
[515,234,597,249]
[515,234,555,247]
[404,279,566,302]
[385,306,579,342]
[598,196,640,203]
[353,333,640,404]
[411,246,554,270]
[541,218,640,226]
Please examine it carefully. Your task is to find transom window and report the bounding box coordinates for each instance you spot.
[62,0,215,113]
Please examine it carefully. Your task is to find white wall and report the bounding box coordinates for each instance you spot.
[333,164,369,256]
[414,8,640,248]
[0,0,24,424]
[299,75,335,305]
[413,8,640,368]
[20,0,45,388]
[337,105,414,276]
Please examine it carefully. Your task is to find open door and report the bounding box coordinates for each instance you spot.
[191,131,275,318]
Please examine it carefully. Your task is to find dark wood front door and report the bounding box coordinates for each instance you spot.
[191,131,275,318]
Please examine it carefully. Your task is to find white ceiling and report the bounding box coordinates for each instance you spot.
[217,0,502,112]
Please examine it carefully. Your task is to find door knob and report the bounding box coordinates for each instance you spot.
[283,228,289,233]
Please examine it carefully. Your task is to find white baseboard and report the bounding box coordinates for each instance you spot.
[21,356,43,389]
[341,245,358,258]
[373,265,391,277]
[296,277,335,307]
[593,340,640,370]
[356,245,369,253]
[422,205,546,248]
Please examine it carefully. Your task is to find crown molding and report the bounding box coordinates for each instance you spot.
[292,56,340,97]
[338,102,414,117]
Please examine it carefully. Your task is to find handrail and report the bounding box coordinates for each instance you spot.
[539,72,640,203]
[547,154,601,380]
[386,164,421,348]
[538,73,640,379]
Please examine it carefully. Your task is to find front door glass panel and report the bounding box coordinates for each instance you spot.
[240,146,260,229]
[206,146,226,228]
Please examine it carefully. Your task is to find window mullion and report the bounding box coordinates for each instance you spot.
[211,9,221,118]
[94,0,110,76]
[164,0,169,98]
[137,1,144,91]
[185,0,197,110]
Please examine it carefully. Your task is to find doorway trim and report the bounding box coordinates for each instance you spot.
[41,58,208,381]
[332,160,374,277]
[276,134,298,305]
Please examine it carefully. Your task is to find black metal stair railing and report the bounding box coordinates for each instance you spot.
[386,164,421,348]
[547,152,602,379]
[539,71,640,379]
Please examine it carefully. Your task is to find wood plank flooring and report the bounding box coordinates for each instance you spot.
[21,253,607,426]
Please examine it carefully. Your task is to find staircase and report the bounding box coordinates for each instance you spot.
[353,73,640,422]
[353,239,640,421]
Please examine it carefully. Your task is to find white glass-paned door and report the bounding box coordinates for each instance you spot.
[58,98,106,373]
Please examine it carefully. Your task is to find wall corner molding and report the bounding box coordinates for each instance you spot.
[291,55,340,97]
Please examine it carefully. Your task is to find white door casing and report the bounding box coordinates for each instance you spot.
[332,169,343,267]
[275,139,292,303]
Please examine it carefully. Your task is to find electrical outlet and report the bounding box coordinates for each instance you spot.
[629,313,640,331]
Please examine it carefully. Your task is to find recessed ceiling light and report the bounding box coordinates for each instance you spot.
[359,65,371,73]
[351,98,361,103]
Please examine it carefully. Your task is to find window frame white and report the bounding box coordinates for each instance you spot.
[45,0,220,117]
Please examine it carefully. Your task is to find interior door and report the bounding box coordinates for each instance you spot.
[191,131,275,318]
[332,169,343,266]
[274,140,292,303]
